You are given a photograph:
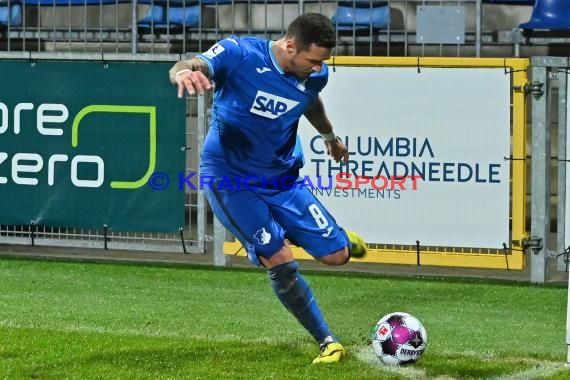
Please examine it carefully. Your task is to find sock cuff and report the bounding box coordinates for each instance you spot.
[267,260,299,280]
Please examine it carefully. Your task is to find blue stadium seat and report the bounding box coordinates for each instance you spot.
[332,1,390,31]
[162,0,235,3]
[0,3,22,26]
[519,0,570,30]
[138,3,201,29]
[137,0,236,30]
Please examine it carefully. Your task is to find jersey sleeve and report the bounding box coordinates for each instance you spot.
[196,37,243,82]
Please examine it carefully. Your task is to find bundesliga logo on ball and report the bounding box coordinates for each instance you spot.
[371,312,427,366]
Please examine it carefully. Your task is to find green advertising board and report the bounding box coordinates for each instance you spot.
[0,60,186,232]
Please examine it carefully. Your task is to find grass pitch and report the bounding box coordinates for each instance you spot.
[0,257,568,379]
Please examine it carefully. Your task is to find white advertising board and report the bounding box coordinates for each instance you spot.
[298,66,511,248]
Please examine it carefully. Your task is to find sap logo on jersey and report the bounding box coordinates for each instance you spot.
[250,90,299,119]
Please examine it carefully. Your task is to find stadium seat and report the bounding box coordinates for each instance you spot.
[137,0,235,30]
[181,0,235,4]
[519,0,570,30]
[0,3,22,26]
[138,4,201,29]
[331,1,390,31]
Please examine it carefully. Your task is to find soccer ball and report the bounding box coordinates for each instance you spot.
[371,312,427,366]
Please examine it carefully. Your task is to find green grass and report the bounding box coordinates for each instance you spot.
[0,257,568,379]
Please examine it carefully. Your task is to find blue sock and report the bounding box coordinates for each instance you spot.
[267,260,334,343]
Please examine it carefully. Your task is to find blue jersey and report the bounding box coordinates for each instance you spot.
[197,36,329,183]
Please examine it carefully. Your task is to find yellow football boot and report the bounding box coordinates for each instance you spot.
[346,229,368,258]
[312,341,346,364]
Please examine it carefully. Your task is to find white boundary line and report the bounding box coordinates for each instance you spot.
[354,344,566,380]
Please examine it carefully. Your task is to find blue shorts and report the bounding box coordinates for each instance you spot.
[204,183,349,266]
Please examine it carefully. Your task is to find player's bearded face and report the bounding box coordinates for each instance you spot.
[290,43,331,79]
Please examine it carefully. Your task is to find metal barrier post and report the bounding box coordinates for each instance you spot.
[475,0,482,58]
[197,92,208,254]
[557,62,569,271]
[530,59,551,284]
[197,89,228,266]
[131,0,138,54]
[213,216,228,266]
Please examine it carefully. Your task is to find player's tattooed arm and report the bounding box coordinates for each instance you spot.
[304,96,334,137]
[168,57,210,84]
[169,57,212,97]
[304,96,349,164]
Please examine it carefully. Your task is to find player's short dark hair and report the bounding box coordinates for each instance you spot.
[286,13,336,52]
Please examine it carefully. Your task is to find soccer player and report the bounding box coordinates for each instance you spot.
[169,13,367,364]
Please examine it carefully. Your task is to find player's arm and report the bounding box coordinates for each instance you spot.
[169,57,212,97]
[304,96,349,164]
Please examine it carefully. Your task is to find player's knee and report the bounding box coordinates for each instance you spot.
[319,247,350,266]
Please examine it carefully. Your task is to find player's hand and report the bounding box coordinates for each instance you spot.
[176,70,212,98]
[325,137,349,164]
